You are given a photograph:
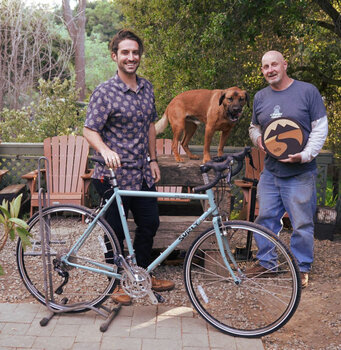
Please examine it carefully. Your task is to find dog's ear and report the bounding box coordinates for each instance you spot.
[245,92,250,107]
[219,93,225,106]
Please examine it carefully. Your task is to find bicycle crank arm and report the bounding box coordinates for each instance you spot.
[146,289,158,304]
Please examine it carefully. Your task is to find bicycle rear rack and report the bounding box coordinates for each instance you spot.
[36,156,121,332]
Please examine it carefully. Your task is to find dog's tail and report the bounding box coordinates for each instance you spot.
[155,112,169,135]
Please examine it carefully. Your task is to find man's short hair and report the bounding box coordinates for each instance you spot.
[109,29,144,56]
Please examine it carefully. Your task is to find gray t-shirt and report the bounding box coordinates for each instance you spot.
[252,80,327,177]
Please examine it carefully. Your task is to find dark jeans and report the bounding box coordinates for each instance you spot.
[92,179,160,268]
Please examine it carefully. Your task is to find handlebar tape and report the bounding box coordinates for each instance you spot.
[89,155,136,166]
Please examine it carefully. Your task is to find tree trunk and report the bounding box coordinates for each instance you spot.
[62,0,86,101]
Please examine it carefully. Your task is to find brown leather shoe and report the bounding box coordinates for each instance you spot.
[244,263,275,277]
[151,276,175,292]
[300,272,309,288]
[111,285,132,306]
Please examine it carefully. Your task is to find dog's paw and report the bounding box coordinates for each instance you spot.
[175,157,185,162]
[189,155,200,160]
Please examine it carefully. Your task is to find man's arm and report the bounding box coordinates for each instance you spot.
[249,123,264,150]
[148,123,161,182]
[83,127,121,168]
[299,116,328,163]
[281,116,328,163]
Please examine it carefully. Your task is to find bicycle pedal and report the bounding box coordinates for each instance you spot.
[154,292,165,303]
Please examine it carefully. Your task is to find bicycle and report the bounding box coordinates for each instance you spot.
[16,147,301,337]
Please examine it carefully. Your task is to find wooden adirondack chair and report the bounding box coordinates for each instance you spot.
[22,135,93,216]
[234,147,288,221]
[156,138,190,202]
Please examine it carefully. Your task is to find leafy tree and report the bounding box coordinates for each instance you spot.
[85,33,117,92]
[86,0,122,42]
[0,78,86,142]
[62,0,87,100]
[0,0,73,110]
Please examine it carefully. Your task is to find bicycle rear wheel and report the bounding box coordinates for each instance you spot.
[16,204,121,312]
[184,220,301,337]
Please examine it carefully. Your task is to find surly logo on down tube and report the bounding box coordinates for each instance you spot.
[179,225,196,241]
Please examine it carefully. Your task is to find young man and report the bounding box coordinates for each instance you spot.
[248,50,328,288]
[83,30,174,305]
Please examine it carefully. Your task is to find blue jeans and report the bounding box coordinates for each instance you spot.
[254,168,317,273]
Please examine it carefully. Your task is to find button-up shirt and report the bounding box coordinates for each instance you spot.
[85,73,157,190]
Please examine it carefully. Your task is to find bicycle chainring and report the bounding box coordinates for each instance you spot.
[120,266,151,299]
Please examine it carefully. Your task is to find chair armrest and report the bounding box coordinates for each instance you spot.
[21,169,39,180]
[234,179,253,188]
[0,169,9,182]
[81,169,94,181]
[22,169,46,194]
[82,169,94,197]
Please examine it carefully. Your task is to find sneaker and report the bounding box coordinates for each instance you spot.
[111,285,132,306]
[300,272,309,289]
[151,276,175,292]
[244,263,275,277]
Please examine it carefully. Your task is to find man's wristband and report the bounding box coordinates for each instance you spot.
[149,158,158,163]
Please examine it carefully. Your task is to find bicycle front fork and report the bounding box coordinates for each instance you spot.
[214,217,243,285]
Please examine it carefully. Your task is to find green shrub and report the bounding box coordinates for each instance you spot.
[0,78,86,142]
[0,194,31,275]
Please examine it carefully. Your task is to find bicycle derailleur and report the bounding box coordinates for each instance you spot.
[51,250,78,295]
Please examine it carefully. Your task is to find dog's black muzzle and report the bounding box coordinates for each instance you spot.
[227,107,243,122]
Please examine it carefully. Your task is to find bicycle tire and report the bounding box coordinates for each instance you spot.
[184,220,301,337]
[16,204,121,312]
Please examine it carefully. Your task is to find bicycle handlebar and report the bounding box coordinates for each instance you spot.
[193,146,253,193]
[89,155,137,167]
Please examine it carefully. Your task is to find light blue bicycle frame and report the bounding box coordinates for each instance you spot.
[61,178,241,284]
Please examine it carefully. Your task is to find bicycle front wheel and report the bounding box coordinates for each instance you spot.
[184,220,301,337]
[16,204,121,312]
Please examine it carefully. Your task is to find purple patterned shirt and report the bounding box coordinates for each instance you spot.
[85,73,157,190]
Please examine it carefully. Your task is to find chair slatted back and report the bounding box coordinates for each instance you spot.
[44,135,89,194]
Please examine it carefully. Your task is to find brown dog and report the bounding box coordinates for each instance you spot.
[155,87,249,163]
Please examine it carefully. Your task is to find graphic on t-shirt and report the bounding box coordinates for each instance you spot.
[270,105,283,119]
[262,117,305,159]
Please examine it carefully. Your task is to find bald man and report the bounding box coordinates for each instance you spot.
[247,51,328,288]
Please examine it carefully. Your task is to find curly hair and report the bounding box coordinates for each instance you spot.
[109,29,144,56]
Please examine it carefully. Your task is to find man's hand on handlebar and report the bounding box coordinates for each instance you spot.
[100,149,121,169]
